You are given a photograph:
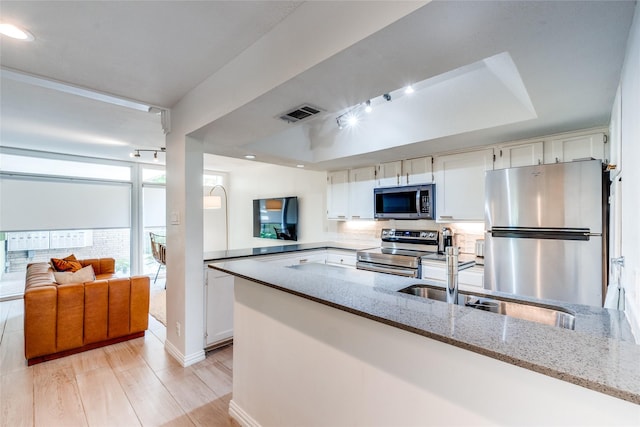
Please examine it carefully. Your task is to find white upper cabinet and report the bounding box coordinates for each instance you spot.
[495,141,543,169]
[434,148,494,222]
[376,161,402,187]
[327,170,349,220]
[349,166,376,219]
[549,132,607,164]
[402,156,433,185]
[376,157,433,187]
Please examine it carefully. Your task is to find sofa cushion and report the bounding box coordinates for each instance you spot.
[53,265,95,284]
[51,254,82,272]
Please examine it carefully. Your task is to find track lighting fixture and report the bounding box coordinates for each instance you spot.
[335,83,412,129]
[129,147,165,161]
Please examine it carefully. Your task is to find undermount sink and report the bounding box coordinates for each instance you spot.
[398,284,575,329]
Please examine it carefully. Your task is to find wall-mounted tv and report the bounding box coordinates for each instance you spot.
[252,196,298,241]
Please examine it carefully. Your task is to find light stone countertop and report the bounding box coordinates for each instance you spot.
[209,258,640,405]
[203,241,378,262]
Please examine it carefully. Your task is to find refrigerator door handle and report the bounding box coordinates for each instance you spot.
[490,227,592,241]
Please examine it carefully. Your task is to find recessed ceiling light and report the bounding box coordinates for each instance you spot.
[0,23,35,41]
[296,164,305,168]
[244,154,256,160]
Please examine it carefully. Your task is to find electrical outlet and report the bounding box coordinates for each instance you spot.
[175,321,181,337]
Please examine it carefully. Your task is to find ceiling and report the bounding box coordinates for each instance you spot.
[0,1,636,172]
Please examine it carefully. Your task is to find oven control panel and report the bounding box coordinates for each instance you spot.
[381,229,438,244]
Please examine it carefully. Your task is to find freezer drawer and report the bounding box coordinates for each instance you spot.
[484,233,602,307]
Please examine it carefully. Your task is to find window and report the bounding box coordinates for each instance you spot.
[0,151,134,298]
[0,153,130,181]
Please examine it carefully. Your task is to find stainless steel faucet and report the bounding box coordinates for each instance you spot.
[445,246,474,304]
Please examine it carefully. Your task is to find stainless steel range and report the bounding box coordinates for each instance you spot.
[356,228,440,278]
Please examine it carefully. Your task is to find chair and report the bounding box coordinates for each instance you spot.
[274,226,294,241]
[149,232,166,286]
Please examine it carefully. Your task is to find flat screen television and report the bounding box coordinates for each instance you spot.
[252,196,298,241]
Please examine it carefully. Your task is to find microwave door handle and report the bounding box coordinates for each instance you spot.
[416,191,421,215]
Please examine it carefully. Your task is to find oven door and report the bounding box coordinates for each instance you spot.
[356,261,419,277]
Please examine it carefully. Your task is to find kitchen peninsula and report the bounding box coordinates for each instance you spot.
[208,255,639,426]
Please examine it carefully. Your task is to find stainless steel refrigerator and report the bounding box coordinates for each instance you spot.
[484,159,608,307]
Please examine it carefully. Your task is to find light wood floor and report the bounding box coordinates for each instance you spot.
[0,299,240,427]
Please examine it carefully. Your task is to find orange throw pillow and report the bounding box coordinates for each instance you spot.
[51,254,82,272]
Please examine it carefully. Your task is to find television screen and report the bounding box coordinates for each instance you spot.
[252,196,298,241]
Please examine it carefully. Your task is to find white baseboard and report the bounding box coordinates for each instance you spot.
[229,399,261,427]
[164,339,205,367]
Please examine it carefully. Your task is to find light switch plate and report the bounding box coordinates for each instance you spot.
[170,212,180,225]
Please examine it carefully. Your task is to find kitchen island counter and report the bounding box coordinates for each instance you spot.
[209,259,639,407]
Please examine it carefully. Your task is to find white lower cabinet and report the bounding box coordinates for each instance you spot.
[325,249,357,267]
[421,262,484,291]
[204,268,235,349]
[258,250,327,267]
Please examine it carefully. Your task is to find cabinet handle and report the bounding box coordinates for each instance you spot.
[299,259,308,263]
[439,215,453,220]
[351,215,360,219]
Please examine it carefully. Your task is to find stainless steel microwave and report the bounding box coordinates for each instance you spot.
[374,184,435,220]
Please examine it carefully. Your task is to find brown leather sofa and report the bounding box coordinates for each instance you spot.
[24,258,150,365]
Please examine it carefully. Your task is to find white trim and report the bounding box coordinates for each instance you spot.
[163,339,205,367]
[1,67,157,112]
[229,400,261,427]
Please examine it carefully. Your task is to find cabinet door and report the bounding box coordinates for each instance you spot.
[376,161,402,187]
[205,269,234,348]
[326,250,357,268]
[259,250,327,266]
[296,251,327,265]
[327,170,349,220]
[495,142,543,169]
[402,156,433,185]
[349,167,376,219]
[434,149,494,222]
[421,263,484,291]
[459,267,484,289]
[550,132,607,164]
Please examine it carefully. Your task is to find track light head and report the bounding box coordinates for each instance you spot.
[383,93,391,102]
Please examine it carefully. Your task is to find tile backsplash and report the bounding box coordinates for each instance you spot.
[328,220,484,254]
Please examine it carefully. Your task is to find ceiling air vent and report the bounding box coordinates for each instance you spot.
[278,104,323,124]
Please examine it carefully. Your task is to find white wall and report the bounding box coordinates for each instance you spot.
[227,164,327,249]
[165,2,426,365]
[619,4,640,338]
